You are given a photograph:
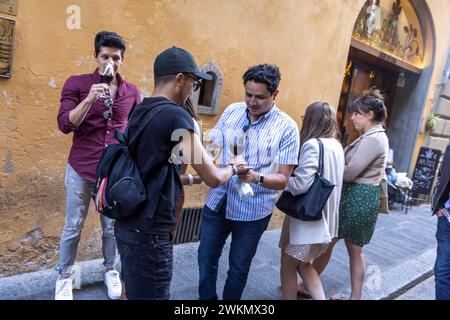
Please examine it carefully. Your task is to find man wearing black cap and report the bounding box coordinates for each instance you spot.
[113,47,249,300]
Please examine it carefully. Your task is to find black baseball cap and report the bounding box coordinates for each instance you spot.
[154,46,213,81]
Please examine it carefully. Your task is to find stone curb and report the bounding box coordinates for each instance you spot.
[0,238,437,300]
[0,258,106,300]
[363,247,436,300]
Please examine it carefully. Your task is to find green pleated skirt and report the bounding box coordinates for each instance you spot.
[338,182,381,247]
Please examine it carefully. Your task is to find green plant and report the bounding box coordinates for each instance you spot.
[426,113,439,131]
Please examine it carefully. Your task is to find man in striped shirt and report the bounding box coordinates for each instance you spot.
[198,64,300,300]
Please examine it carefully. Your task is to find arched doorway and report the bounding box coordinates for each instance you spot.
[337,0,435,172]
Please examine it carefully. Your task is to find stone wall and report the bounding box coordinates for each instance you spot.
[426,54,450,152]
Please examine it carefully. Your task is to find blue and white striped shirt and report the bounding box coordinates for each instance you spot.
[205,102,300,221]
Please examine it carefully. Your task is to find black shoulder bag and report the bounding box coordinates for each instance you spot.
[275,138,335,221]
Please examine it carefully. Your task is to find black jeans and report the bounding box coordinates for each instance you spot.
[115,226,173,300]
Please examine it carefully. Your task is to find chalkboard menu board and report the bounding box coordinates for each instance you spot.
[411,147,442,194]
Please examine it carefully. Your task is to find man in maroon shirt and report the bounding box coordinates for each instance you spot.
[55,31,141,300]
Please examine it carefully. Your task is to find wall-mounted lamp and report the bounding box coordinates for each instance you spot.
[397,72,406,88]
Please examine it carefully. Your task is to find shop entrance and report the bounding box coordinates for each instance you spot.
[337,49,399,147]
[337,0,435,172]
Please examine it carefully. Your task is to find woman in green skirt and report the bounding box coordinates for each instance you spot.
[297,87,389,300]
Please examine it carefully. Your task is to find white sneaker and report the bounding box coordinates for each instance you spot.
[55,277,73,300]
[104,270,122,300]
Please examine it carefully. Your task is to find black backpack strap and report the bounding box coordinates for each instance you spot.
[117,100,173,149]
[115,129,127,144]
[316,138,324,176]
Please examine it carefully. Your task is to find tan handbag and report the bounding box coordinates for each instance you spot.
[379,177,389,214]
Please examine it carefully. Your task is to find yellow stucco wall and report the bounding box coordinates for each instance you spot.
[0,0,448,276]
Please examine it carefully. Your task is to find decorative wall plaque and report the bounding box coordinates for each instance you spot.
[0,17,14,78]
[352,0,424,67]
[0,0,17,16]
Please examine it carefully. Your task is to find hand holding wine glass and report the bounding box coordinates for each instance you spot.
[86,83,110,104]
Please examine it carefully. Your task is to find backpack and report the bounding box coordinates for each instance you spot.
[92,102,167,220]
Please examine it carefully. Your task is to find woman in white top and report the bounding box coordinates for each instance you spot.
[279,102,345,300]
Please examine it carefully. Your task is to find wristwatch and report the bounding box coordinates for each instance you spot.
[257,173,265,185]
[187,174,194,186]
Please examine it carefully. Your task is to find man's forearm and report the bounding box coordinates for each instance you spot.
[255,173,289,190]
[68,98,94,127]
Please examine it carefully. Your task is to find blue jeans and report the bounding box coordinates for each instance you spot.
[115,226,173,300]
[58,164,116,277]
[435,216,450,300]
[198,203,271,300]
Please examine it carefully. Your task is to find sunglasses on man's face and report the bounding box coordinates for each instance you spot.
[184,73,203,92]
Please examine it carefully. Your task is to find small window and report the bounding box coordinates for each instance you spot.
[192,62,223,115]
[198,72,217,107]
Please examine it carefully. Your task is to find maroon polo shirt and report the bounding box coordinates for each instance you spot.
[57,70,141,181]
